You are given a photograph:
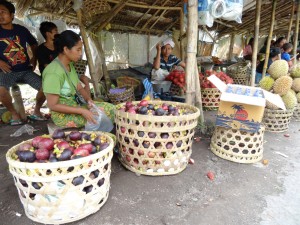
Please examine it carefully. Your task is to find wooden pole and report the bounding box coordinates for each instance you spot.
[106,0,182,10]
[186,0,200,106]
[287,2,295,42]
[76,9,101,98]
[228,33,235,60]
[262,0,277,78]
[147,33,150,63]
[251,0,262,87]
[180,8,184,59]
[294,2,300,65]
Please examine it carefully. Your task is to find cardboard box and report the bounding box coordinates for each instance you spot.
[208,75,286,133]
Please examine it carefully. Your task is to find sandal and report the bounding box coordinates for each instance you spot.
[27,114,48,121]
[10,119,24,126]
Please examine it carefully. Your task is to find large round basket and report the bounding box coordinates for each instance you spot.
[107,86,134,105]
[115,101,200,176]
[201,88,221,110]
[210,126,265,163]
[262,108,294,132]
[227,62,250,85]
[6,132,114,225]
[293,104,300,121]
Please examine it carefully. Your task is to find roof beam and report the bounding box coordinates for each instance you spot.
[107,0,181,10]
[133,0,160,28]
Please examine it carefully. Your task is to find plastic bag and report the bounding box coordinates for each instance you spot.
[10,124,34,137]
[151,68,169,81]
[210,0,226,19]
[198,0,214,27]
[221,0,243,23]
[85,104,113,132]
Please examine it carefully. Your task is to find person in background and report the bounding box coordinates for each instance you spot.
[42,30,114,128]
[259,38,275,54]
[273,37,286,51]
[0,0,45,125]
[243,38,254,61]
[281,43,294,67]
[37,21,91,95]
[152,38,185,81]
[256,47,281,84]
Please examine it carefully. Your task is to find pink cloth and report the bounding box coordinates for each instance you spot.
[243,45,252,56]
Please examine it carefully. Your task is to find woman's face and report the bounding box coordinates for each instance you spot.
[162,44,173,58]
[279,39,286,48]
[65,40,83,62]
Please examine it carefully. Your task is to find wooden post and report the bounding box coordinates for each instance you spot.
[147,33,150,63]
[180,8,184,59]
[251,0,262,87]
[228,33,235,60]
[294,2,300,65]
[262,0,277,78]
[287,2,295,42]
[76,9,101,98]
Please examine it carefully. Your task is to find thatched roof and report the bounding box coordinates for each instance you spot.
[11,0,297,38]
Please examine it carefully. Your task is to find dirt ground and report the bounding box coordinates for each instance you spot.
[0,112,299,225]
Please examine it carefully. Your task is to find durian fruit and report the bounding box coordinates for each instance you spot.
[259,76,275,91]
[290,65,300,78]
[281,90,297,109]
[266,100,279,110]
[296,92,300,103]
[273,75,293,96]
[292,78,300,92]
[267,60,289,79]
[290,89,297,96]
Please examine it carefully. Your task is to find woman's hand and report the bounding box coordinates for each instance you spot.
[80,108,97,124]
[156,43,162,52]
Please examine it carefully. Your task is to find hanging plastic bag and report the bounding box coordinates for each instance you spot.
[85,104,113,132]
[210,0,226,19]
[198,0,214,27]
[221,0,243,23]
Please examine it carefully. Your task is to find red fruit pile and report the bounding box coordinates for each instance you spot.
[165,70,186,91]
[14,130,110,163]
[199,70,233,89]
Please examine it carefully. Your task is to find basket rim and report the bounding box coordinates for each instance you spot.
[6,131,114,170]
[115,100,200,121]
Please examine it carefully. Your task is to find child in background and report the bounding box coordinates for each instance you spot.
[281,43,294,67]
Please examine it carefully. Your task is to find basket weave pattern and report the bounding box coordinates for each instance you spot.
[293,104,300,121]
[116,76,142,96]
[263,108,294,132]
[74,59,87,76]
[169,83,184,96]
[6,132,114,224]
[84,0,111,18]
[227,62,249,85]
[210,126,265,163]
[201,88,221,109]
[115,101,200,176]
[107,86,135,105]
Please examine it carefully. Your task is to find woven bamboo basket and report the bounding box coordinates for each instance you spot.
[74,59,87,76]
[201,88,221,110]
[107,86,135,105]
[83,0,111,22]
[169,83,185,96]
[210,126,265,163]
[115,101,200,176]
[116,76,142,97]
[262,108,294,132]
[227,62,250,85]
[293,104,300,121]
[6,132,114,224]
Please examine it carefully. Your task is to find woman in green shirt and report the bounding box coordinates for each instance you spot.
[43,30,114,128]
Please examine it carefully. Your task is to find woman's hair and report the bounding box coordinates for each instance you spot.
[248,38,254,45]
[282,43,293,51]
[54,30,81,53]
[274,37,286,46]
[39,21,57,39]
[270,47,281,58]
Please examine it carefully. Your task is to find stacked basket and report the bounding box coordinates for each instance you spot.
[107,86,135,105]
[115,101,200,176]
[259,60,297,132]
[227,62,250,85]
[6,132,114,224]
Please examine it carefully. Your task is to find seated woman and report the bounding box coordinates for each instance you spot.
[243,38,254,61]
[42,30,115,128]
[256,47,281,84]
[151,38,185,81]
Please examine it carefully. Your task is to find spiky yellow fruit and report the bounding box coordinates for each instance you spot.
[290,64,300,78]
[281,90,297,109]
[273,75,293,96]
[296,92,300,103]
[266,100,280,110]
[292,78,300,92]
[267,60,289,79]
[259,76,275,91]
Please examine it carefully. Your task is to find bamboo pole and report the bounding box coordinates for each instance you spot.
[76,9,101,98]
[147,33,150,63]
[133,0,160,28]
[294,2,300,65]
[228,33,235,60]
[251,0,262,87]
[287,2,295,42]
[107,0,182,10]
[262,0,277,78]
[180,8,184,59]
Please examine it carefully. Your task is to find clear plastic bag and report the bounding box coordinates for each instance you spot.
[85,104,113,132]
[221,0,243,23]
[198,0,214,27]
[10,124,34,137]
